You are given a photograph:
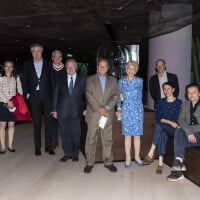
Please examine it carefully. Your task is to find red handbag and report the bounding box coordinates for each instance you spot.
[10,93,32,121]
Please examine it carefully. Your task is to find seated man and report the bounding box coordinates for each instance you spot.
[167,83,200,181]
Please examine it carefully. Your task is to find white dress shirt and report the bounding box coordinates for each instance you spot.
[158,71,168,98]
[67,73,77,87]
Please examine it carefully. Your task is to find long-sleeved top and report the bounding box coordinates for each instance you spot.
[0,76,23,103]
[149,72,179,108]
[156,97,182,124]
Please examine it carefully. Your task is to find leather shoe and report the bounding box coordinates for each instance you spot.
[51,143,58,150]
[156,165,163,174]
[84,165,93,173]
[35,150,41,156]
[45,148,55,155]
[60,156,72,162]
[142,155,154,165]
[0,150,6,154]
[72,157,79,162]
[104,164,117,172]
[8,147,16,152]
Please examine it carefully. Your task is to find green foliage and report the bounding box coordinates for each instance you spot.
[192,34,200,83]
[77,63,88,76]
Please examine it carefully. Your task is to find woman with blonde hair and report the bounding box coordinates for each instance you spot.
[116,61,144,168]
[0,60,23,153]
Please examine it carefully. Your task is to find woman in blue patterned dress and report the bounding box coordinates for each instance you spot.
[116,61,144,169]
[142,82,182,174]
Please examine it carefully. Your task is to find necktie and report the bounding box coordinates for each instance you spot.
[69,76,73,95]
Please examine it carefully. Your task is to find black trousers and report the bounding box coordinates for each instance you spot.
[58,118,81,157]
[29,91,52,151]
[51,117,59,145]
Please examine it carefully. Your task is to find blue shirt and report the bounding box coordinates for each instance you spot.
[98,74,107,94]
[34,59,43,78]
[34,59,43,90]
[156,98,182,124]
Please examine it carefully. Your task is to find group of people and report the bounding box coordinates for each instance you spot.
[0,44,200,183]
[145,59,200,181]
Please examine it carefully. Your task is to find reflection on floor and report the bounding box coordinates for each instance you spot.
[0,122,199,200]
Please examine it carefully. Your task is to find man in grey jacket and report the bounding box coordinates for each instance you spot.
[167,83,200,181]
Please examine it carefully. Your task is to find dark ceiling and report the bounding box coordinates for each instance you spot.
[0,0,199,62]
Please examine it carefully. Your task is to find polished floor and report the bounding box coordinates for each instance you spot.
[0,122,199,200]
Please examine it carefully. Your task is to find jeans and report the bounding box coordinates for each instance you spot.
[174,128,200,160]
[152,123,176,156]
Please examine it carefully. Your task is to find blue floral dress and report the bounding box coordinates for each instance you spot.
[117,77,143,136]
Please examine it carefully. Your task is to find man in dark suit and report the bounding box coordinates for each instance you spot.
[52,59,86,162]
[149,59,179,108]
[22,43,55,156]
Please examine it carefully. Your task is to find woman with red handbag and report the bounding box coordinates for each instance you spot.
[0,60,23,153]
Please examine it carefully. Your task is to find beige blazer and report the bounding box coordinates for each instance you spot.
[85,74,118,125]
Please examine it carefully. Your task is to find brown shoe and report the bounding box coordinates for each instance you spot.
[142,155,154,165]
[156,165,163,174]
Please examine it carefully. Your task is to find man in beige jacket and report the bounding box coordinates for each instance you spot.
[84,58,118,173]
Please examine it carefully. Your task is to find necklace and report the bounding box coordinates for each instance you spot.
[53,63,64,71]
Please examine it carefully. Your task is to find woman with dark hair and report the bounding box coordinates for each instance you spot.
[0,60,23,153]
[143,82,182,174]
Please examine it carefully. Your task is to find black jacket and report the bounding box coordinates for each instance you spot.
[52,74,86,120]
[149,72,179,108]
[22,59,53,101]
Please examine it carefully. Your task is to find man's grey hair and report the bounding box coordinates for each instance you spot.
[30,43,44,52]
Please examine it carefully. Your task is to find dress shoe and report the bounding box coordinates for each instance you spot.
[8,147,16,152]
[84,165,93,173]
[51,143,58,150]
[35,150,41,156]
[0,150,6,154]
[104,164,117,172]
[72,157,79,162]
[45,148,55,155]
[59,155,72,162]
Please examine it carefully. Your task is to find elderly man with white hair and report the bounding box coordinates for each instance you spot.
[51,50,65,149]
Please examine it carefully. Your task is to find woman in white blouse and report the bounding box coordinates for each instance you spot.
[0,61,23,153]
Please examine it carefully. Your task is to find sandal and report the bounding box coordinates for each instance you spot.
[156,165,163,174]
[142,155,154,165]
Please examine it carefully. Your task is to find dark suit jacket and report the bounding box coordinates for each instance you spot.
[52,74,86,120]
[22,59,53,100]
[149,72,179,108]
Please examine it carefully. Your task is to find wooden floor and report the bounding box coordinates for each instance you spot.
[0,122,199,200]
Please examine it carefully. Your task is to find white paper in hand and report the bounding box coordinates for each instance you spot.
[99,116,108,129]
